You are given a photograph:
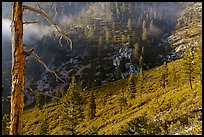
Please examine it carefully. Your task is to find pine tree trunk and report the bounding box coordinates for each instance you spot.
[10,2,25,135]
[189,76,193,90]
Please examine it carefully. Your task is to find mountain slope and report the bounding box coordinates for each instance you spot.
[2,2,182,109]
[21,2,202,135]
[22,57,202,135]
[167,2,202,59]
[2,2,202,135]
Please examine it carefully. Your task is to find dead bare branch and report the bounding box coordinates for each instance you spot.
[23,4,73,49]
[23,21,39,25]
[32,52,65,83]
[59,35,63,47]
[23,44,65,83]
[26,86,60,99]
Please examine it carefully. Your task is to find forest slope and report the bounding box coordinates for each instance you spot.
[23,56,202,135]
[2,2,202,135]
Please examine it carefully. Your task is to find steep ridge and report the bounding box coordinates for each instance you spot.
[23,57,202,135]
[22,2,202,135]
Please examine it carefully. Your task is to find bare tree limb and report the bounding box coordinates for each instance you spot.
[23,21,39,25]
[23,4,73,49]
[26,86,35,93]
[36,2,41,9]
[23,44,65,83]
[39,91,60,99]
[26,86,60,99]
[25,85,60,105]
[59,35,63,47]
[31,52,65,83]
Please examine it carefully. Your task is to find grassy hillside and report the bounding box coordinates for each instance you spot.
[22,3,202,135]
[23,57,202,135]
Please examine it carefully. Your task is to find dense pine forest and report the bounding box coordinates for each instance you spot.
[2,2,202,135]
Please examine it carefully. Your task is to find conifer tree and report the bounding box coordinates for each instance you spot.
[105,28,110,45]
[128,18,133,31]
[84,26,89,39]
[193,43,202,85]
[139,55,143,70]
[121,2,125,21]
[35,92,41,109]
[87,90,96,119]
[88,26,94,40]
[183,46,195,89]
[55,86,60,104]
[118,92,127,114]
[39,116,49,135]
[61,88,65,97]
[142,20,146,30]
[171,65,178,86]
[78,81,84,96]
[141,46,144,56]
[112,21,115,32]
[43,94,47,106]
[138,55,144,92]
[196,43,202,85]
[116,68,122,80]
[138,68,144,92]
[121,35,127,44]
[137,16,142,26]
[98,36,103,69]
[99,36,103,47]
[177,20,181,29]
[61,76,84,135]
[142,27,147,41]
[149,19,154,31]
[128,35,131,44]
[132,43,140,65]
[115,2,120,17]
[127,74,137,99]
[132,31,137,43]
[160,61,168,88]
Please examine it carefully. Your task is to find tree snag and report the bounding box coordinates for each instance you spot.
[9,2,72,135]
[10,2,25,135]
